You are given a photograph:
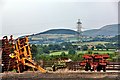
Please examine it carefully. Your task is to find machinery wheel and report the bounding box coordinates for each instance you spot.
[103,66,106,72]
[85,63,91,71]
[97,65,101,72]
[18,64,24,73]
[85,66,88,71]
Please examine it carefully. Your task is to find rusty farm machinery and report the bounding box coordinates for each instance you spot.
[1,35,46,73]
[80,54,109,72]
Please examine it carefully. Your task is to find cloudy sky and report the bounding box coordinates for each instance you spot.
[0,0,119,38]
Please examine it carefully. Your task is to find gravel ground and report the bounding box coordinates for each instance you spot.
[0,71,120,80]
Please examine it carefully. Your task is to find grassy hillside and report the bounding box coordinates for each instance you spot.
[83,24,118,36]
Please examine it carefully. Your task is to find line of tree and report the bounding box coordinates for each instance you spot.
[31,42,118,56]
[31,42,119,62]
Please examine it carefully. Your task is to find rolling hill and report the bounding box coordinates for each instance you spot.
[83,24,119,36]
[35,29,78,35]
[30,24,119,37]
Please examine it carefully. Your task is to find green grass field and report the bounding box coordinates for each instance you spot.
[49,41,116,56]
[83,41,110,45]
[49,51,68,56]
[49,50,115,56]
[73,41,110,45]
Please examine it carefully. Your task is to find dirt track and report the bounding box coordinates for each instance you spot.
[0,71,120,80]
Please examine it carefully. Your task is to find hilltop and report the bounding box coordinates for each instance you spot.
[30,24,119,37]
[83,24,118,36]
[35,29,78,35]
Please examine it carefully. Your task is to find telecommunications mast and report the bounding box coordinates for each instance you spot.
[76,19,83,43]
